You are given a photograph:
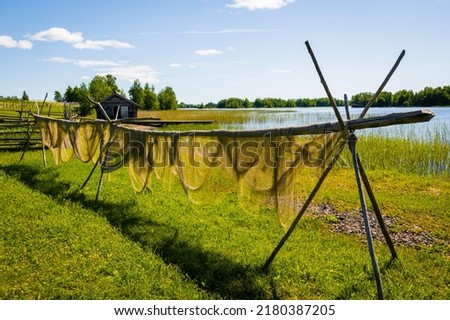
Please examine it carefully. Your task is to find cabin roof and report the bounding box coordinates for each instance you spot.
[99,92,141,108]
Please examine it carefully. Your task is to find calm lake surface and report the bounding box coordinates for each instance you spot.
[225,106,450,143]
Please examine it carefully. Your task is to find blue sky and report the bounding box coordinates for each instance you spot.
[1,0,449,103]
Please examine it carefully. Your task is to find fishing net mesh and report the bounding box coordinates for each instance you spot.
[37,116,109,165]
[36,115,347,228]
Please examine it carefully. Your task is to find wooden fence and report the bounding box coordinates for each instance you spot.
[0,109,42,151]
[0,98,68,151]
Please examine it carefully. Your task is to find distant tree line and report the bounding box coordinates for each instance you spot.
[349,86,450,107]
[179,97,346,109]
[3,84,448,112]
[178,86,449,109]
[53,75,177,116]
[0,90,30,101]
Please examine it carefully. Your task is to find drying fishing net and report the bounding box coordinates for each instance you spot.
[36,116,109,165]
[35,114,348,228]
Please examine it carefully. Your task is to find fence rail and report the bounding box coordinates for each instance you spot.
[0,109,42,151]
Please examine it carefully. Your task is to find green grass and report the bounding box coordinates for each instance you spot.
[0,101,65,115]
[0,155,213,300]
[1,146,449,300]
[342,135,450,176]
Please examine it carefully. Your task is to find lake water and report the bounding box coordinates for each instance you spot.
[228,106,450,143]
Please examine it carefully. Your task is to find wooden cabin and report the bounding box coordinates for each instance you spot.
[95,92,140,120]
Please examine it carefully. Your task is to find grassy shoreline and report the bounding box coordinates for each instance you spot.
[1,134,448,299]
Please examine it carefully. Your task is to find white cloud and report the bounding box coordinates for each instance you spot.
[29,27,83,43]
[0,35,33,49]
[46,57,73,63]
[169,63,182,67]
[28,27,133,50]
[18,40,33,49]
[227,0,294,11]
[0,35,17,48]
[73,39,134,50]
[47,56,158,84]
[75,59,122,68]
[98,65,159,84]
[45,57,120,68]
[195,49,223,56]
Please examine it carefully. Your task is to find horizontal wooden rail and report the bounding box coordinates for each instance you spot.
[32,109,434,138]
[0,138,41,141]
[116,109,435,137]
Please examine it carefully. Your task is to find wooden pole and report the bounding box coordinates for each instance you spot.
[346,91,396,259]
[344,94,351,120]
[95,170,105,202]
[348,134,384,300]
[85,96,112,201]
[19,94,48,162]
[357,155,398,260]
[305,41,345,129]
[88,96,111,122]
[42,144,47,167]
[94,138,116,202]
[263,143,346,270]
[359,50,405,119]
[35,101,40,115]
[79,156,101,190]
[18,121,36,162]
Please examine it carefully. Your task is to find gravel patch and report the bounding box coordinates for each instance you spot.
[310,203,444,249]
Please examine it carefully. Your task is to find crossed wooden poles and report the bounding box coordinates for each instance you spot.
[263,41,407,300]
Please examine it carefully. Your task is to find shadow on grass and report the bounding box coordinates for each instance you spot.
[1,163,276,299]
[2,164,71,197]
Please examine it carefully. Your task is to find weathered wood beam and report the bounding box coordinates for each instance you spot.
[32,109,434,138]
[116,109,434,137]
[87,96,111,122]
[305,41,346,129]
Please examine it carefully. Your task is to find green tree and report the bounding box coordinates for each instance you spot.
[316,97,330,106]
[158,86,177,110]
[433,86,450,105]
[63,83,90,116]
[351,92,372,107]
[295,98,315,107]
[54,91,63,102]
[374,91,392,107]
[414,87,435,106]
[105,75,120,92]
[285,99,296,108]
[242,98,252,108]
[254,98,263,108]
[22,90,29,101]
[393,89,414,106]
[64,86,75,102]
[441,86,450,105]
[143,83,159,110]
[128,79,144,106]
[89,75,119,102]
[217,97,244,108]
